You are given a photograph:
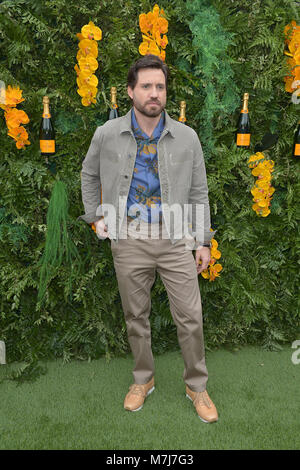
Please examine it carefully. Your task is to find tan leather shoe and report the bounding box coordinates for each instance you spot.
[186,386,218,423]
[124,377,155,411]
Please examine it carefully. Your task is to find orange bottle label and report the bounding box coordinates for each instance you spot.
[40,140,55,152]
[43,113,51,118]
[294,143,300,156]
[237,133,250,146]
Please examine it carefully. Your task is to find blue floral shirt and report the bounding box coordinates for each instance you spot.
[126,108,165,223]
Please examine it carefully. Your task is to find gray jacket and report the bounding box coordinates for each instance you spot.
[78,108,216,245]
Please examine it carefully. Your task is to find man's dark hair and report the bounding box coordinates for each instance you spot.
[127,54,169,90]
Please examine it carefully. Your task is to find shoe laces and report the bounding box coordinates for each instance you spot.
[129,384,146,397]
[193,390,211,408]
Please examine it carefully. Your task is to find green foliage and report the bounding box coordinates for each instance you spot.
[0,0,299,376]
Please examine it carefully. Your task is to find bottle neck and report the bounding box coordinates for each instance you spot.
[242,98,248,114]
[179,105,186,123]
[111,93,118,109]
[43,103,51,118]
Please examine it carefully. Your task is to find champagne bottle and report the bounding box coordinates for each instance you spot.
[39,96,55,161]
[293,121,300,157]
[236,93,251,148]
[108,86,119,120]
[178,100,186,124]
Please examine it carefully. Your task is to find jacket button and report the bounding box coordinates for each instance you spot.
[124,175,128,178]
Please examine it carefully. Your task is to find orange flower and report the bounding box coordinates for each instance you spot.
[209,263,223,281]
[7,126,28,140]
[16,139,30,149]
[7,126,30,149]
[0,85,30,149]
[148,41,160,56]
[139,13,152,33]
[157,17,168,34]
[160,34,168,49]
[293,66,300,81]
[285,75,295,93]
[0,85,24,109]
[288,31,300,55]
[139,41,150,56]
[5,108,29,129]
[138,4,168,61]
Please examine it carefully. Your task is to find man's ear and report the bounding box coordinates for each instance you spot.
[127,86,133,100]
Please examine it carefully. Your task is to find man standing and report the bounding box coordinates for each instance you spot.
[78,54,218,423]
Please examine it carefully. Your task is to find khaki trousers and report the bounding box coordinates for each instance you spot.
[110,216,208,392]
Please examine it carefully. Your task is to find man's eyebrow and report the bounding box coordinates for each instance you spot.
[140,82,165,86]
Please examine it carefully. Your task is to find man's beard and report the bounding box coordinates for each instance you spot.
[133,99,165,118]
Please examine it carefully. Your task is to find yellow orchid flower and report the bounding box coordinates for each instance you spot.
[77,85,97,98]
[79,39,98,58]
[78,55,98,72]
[261,208,271,217]
[248,152,264,167]
[201,270,210,280]
[77,74,98,89]
[257,198,269,208]
[211,249,221,260]
[256,180,272,190]
[81,95,97,106]
[202,263,223,281]
[81,21,102,41]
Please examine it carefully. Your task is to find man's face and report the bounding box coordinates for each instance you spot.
[127,67,167,118]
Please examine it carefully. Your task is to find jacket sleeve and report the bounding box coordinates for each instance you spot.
[77,126,104,224]
[188,130,216,246]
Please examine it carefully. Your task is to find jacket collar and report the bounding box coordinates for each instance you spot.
[119,107,176,138]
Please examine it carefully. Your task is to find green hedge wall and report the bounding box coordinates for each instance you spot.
[0,0,299,366]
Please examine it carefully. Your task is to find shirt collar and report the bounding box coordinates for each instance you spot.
[131,108,165,140]
[119,107,175,138]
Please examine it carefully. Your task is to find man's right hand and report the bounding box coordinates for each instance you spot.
[94,218,110,239]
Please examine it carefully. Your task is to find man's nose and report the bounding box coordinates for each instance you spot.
[150,87,158,97]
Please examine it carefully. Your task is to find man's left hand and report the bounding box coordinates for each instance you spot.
[195,246,211,275]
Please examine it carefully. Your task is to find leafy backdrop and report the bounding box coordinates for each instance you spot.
[0,0,299,367]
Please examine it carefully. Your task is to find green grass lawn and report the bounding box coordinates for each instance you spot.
[0,345,299,450]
